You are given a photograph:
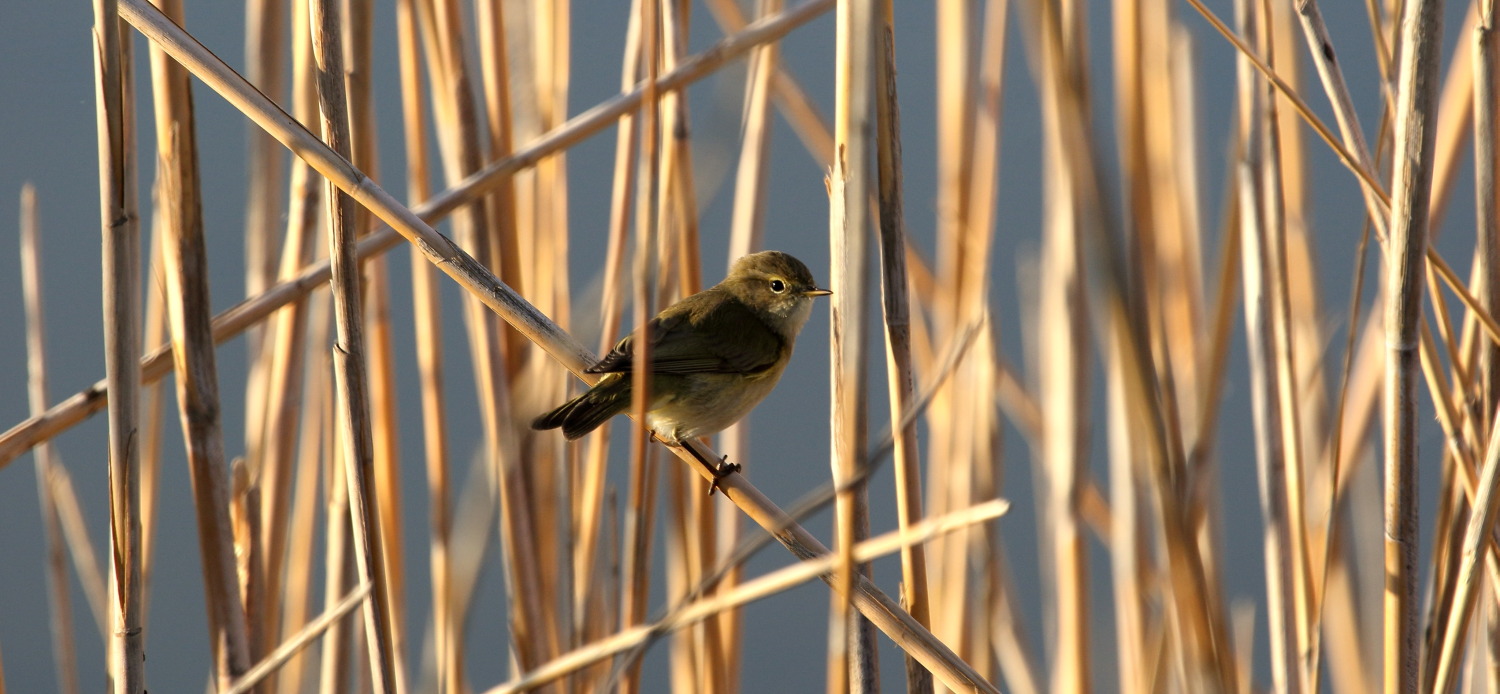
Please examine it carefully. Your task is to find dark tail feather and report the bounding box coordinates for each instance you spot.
[531,379,631,440]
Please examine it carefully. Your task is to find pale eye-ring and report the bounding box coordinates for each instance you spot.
[769,279,787,293]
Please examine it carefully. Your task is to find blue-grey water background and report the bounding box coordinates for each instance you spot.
[0,0,1477,690]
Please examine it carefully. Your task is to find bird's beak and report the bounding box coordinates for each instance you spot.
[805,287,833,297]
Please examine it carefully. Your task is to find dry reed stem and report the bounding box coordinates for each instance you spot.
[241,0,285,307]
[1432,405,1500,692]
[41,455,110,642]
[1425,5,1480,232]
[269,319,329,694]
[1477,0,1500,453]
[421,0,554,673]
[146,4,255,680]
[1033,0,1093,690]
[0,0,835,470]
[727,0,778,257]
[342,0,408,675]
[646,8,718,687]
[829,0,877,690]
[92,0,145,688]
[239,0,285,497]
[1475,31,1500,693]
[1419,323,1479,484]
[494,499,1008,694]
[318,346,355,694]
[656,4,701,301]
[1381,0,1444,691]
[1104,0,1158,686]
[473,0,520,326]
[136,222,165,621]
[252,0,322,660]
[228,582,371,694]
[715,0,778,682]
[1425,268,1484,463]
[622,2,663,692]
[1255,2,1317,686]
[21,185,80,694]
[253,4,321,663]
[1293,0,1393,239]
[393,0,457,688]
[573,0,641,672]
[872,2,932,692]
[1234,49,1299,682]
[308,0,397,688]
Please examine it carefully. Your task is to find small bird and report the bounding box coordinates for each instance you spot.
[532,251,831,491]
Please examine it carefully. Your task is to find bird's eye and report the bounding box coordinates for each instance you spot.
[769,279,787,293]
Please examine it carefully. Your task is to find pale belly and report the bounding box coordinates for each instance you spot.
[645,364,787,444]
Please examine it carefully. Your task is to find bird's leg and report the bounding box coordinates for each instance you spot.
[706,454,741,497]
[669,437,740,496]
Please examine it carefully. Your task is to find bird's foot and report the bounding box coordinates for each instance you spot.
[707,455,741,497]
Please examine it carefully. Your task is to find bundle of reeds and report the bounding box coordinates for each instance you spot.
[6,0,1500,692]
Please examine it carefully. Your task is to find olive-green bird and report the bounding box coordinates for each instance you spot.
[531,250,831,455]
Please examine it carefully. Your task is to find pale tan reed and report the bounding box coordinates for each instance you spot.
[37,0,1500,692]
[21,185,80,694]
[91,0,146,689]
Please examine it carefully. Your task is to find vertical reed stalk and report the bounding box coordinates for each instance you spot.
[1035,0,1092,689]
[92,0,145,687]
[872,3,932,692]
[717,0,777,683]
[829,0,876,690]
[319,383,354,694]
[21,186,80,694]
[473,0,524,366]
[574,1,641,674]
[1106,0,1150,690]
[727,0,779,259]
[254,0,322,663]
[430,0,557,670]
[1382,0,1443,689]
[622,1,662,690]
[274,310,332,693]
[242,0,286,305]
[1433,2,1500,690]
[1234,2,1300,690]
[341,0,408,679]
[1421,6,1479,232]
[308,0,398,688]
[652,6,718,691]
[926,9,969,668]
[138,210,166,623]
[1430,408,1500,693]
[241,0,287,489]
[1256,1,1317,687]
[1475,0,1499,458]
[145,0,255,681]
[393,0,458,688]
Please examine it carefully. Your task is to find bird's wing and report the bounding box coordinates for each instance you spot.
[586,295,784,376]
